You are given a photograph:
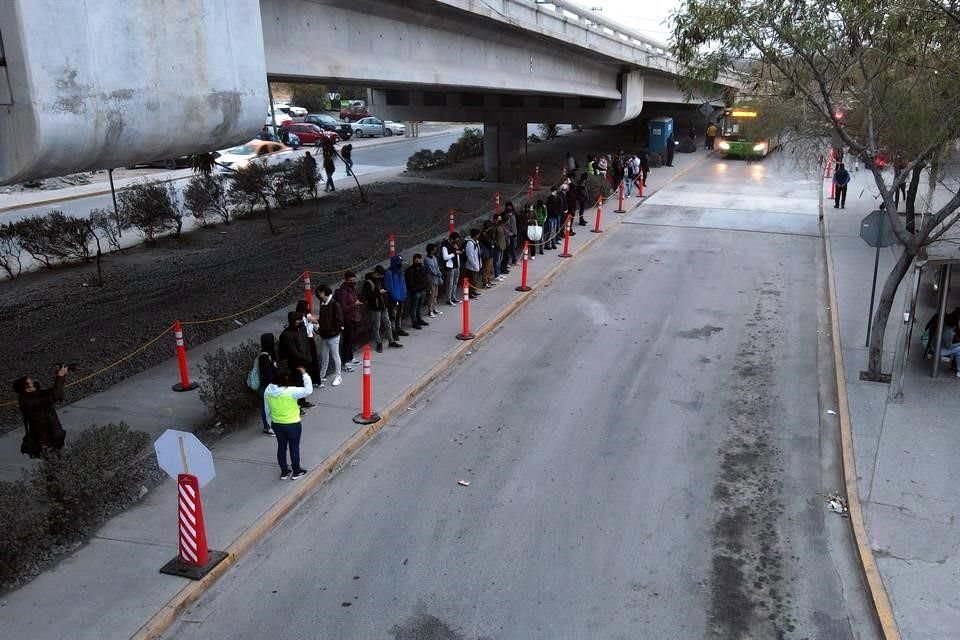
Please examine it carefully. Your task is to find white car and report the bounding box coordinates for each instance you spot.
[384,120,406,136]
[271,102,307,117]
[214,140,296,173]
[265,110,293,127]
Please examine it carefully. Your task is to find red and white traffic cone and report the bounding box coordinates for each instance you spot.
[516,241,532,292]
[592,196,604,233]
[615,181,626,213]
[448,209,455,234]
[176,473,209,567]
[303,271,313,315]
[172,320,198,392]
[352,345,381,424]
[456,278,475,340]
[637,177,645,198]
[388,233,396,257]
[559,216,573,258]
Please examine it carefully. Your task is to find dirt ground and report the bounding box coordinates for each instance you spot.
[0,126,657,433]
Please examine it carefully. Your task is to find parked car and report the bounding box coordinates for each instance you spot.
[303,113,353,140]
[266,110,293,127]
[214,140,296,173]
[383,120,406,136]
[125,156,192,170]
[340,104,371,122]
[272,102,307,117]
[352,117,391,138]
[281,122,338,146]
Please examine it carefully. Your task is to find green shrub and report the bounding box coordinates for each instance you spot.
[198,339,260,431]
[0,479,48,583]
[37,423,151,541]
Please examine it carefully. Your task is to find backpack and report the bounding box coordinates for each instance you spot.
[247,352,267,391]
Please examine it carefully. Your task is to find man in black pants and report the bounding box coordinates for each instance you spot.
[833,163,851,209]
[665,133,676,167]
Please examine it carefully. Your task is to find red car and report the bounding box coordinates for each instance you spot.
[281,122,338,146]
[340,105,371,122]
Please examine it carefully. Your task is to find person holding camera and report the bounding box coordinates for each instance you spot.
[13,365,70,458]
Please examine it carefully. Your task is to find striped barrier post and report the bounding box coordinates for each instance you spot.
[176,473,209,567]
[615,181,626,213]
[592,196,604,234]
[516,241,531,292]
[389,233,396,257]
[528,177,534,201]
[559,216,573,258]
[456,278,475,340]
[172,320,198,392]
[494,192,501,217]
[303,271,313,315]
[448,209,455,234]
[352,345,380,424]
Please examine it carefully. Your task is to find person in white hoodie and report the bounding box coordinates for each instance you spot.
[264,365,314,480]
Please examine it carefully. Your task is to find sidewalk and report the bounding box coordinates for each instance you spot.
[0,151,711,640]
[0,124,469,213]
[826,170,960,639]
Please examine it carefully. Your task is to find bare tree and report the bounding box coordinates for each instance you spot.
[118,181,182,243]
[228,160,277,234]
[0,222,24,279]
[184,174,232,226]
[672,0,960,379]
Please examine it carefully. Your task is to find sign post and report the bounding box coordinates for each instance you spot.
[155,429,227,580]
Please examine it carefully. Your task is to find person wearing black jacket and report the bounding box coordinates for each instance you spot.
[362,268,402,352]
[257,333,278,434]
[405,253,430,329]
[545,186,562,250]
[279,311,314,409]
[314,284,345,387]
[13,365,68,458]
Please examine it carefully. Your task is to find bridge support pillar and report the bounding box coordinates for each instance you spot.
[483,122,527,184]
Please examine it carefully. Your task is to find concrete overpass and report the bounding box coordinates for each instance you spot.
[0,0,737,185]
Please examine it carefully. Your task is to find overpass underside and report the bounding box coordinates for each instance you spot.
[264,0,695,182]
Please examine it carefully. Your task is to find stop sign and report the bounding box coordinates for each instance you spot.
[860,209,896,248]
[154,429,216,488]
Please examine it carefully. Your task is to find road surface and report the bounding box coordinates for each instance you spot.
[162,152,878,639]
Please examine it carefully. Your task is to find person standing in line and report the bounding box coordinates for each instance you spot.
[638,150,650,186]
[625,155,640,198]
[665,133,676,166]
[502,201,518,267]
[322,148,336,192]
[342,143,354,177]
[441,232,462,306]
[295,300,319,381]
[334,271,362,371]
[13,365,69,459]
[532,199,547,256]
[384,255,410,339]
[405,253,430,329]
[463,229,483,297]
[278,311,315,411]
[264,365,313,480]
[480,220,497,286]
[833,163,851,209]
[302,151,318,198]
[565,152,577,175]
[492,215,508,280]
[705,122,718,150]
[585,155,596,175]
[545,186,562,250]
[423,244,444,318]
[314,284,344,387]
[256,333,278,435]
[362,268,403,352]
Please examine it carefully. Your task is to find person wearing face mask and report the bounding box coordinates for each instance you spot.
[405,253,430,329]
[334,270,362,371]
[13,365,69,458]
[278,311,314,411]
[362,267,403,353]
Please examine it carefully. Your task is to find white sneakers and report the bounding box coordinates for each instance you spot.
[332,375,342,386]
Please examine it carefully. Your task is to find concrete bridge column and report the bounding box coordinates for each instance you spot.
[483,122,527,183]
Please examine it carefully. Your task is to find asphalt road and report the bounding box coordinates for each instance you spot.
[0,130,466,225]
[162,154,877,639]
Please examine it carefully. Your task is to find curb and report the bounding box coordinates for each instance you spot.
[820,186,901,639]
[129,152,713,640]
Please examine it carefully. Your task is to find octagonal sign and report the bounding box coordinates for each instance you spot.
[154,429,215,488]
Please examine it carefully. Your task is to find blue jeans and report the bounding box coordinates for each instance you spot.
[273,422,303,473]
[492,248,502,277]
[625,177,634,196]
[545,218,558,247]
[508,235,518,265]
[409,290,425,324]
[258,385,270,431]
